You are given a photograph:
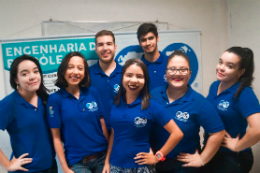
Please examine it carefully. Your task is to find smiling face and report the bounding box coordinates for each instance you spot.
[139,32,159,54]
[123,64,145,97]
[64,56,85,87]
[166,55,191,90]
[95,35,117,64]
[216,51,245,84]
[15,60,41,93]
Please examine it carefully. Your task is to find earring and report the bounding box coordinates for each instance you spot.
[17,84,19,90]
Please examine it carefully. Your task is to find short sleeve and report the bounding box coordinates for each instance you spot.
[47,93,62,128]
[197,99,225,133]
[148,99,172,127]
[90,87,105,118]
[238,87,260,119]
[0,99,14,130]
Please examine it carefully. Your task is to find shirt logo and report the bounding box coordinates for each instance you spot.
[86,101,98,112]
[217,100,229,111]
[49,106,54,117]
[175,111,189,122]
[134,117,147,127]
[114,84,120,94]
[164,74,167,82]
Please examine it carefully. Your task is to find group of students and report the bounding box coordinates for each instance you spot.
[0,23,260,173]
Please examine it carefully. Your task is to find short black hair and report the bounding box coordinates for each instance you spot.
[55,52,91,88]
[137,23,158,41]
[95,30,115,44]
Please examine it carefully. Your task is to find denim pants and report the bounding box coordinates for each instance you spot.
[110,164,152,173]
[24,160,58,173]
[70,152,106,173]
[202,149,254,173]
[155,158,200,173]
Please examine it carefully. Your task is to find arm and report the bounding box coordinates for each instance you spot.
[0,148,32,172]
[50,128,74,173]
[223,113,260,152]
[135,120,183,165]
[177,130,225,167]
[102,128,114,173]
[100,117,109,142]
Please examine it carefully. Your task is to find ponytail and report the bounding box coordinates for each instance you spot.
[226,47,254,99]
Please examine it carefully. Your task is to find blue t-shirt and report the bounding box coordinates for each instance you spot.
[109,95,172,168]
[206,80,260,152]
[47,87,107,166]
[89,61,122,130]
[0,91,55,173]
[141,51,168,91]
[150,85,224,158]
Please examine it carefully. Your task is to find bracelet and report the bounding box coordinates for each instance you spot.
[199,156,204,166]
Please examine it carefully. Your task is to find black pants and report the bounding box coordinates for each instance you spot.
[202,149,253,173]
[155,158,201,173]
[31,160,58,173]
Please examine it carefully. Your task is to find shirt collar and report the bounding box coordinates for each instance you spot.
[13,90,43,108]
[93,61,122,76]
[159,85,194,104]
[141,51,165,65]
[60,88,88,101]
[120,94,143,107]
[213,80,240,96]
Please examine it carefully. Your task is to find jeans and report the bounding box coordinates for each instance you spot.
[70,152,106,173]
[110,164,152,173]
[202,149,254,173]
[155,158,200,173]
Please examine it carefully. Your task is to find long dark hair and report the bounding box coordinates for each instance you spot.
[226,47,254,99]
[55,52,91,88]
[114,58,151,110]
[10,54,49,105]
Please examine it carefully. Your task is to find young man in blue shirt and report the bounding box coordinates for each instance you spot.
[137,23,168,91]
[89,30,122,131]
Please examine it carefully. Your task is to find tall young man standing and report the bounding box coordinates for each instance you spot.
[89,30,122,131]
[137,23,168,91]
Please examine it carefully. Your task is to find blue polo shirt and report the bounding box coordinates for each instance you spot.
[109,95,172,168]
[141,51,168,91]
[0,91,55,173]
[150,86,224,158]
[206,80,260,152]
[89,61,122,130]
[47,87,107,166]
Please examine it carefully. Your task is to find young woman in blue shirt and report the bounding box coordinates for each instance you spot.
[0,55,57,173]
[47,52,109,173]
[204,47,260,173]
[150,50,225,173]
[102,58,183,173]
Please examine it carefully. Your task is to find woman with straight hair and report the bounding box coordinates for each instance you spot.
[47,52,109,173]
[150,50,225,173]
[102,58,183,173]
[203,47,260,173]
[0,55,57,173]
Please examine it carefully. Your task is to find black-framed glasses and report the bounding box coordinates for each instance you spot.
[166,67,190,75]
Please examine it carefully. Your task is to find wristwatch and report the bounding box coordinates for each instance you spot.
[155,151,166,161]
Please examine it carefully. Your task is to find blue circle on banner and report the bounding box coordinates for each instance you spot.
[162,43,198,85]
[115,45,143,66]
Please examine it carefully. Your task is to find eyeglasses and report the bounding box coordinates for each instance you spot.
[166,67,190,75]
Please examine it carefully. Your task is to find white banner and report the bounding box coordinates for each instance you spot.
[0,30,202,97]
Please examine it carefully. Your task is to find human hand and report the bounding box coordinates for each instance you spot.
[134,152,159,165]
[177,150,203,167]
[7,153,32,172]
[102,162,110,173]
[222,132,240,152]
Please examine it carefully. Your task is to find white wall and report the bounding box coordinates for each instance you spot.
[0,0,259,172]
[228,0,260,172]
